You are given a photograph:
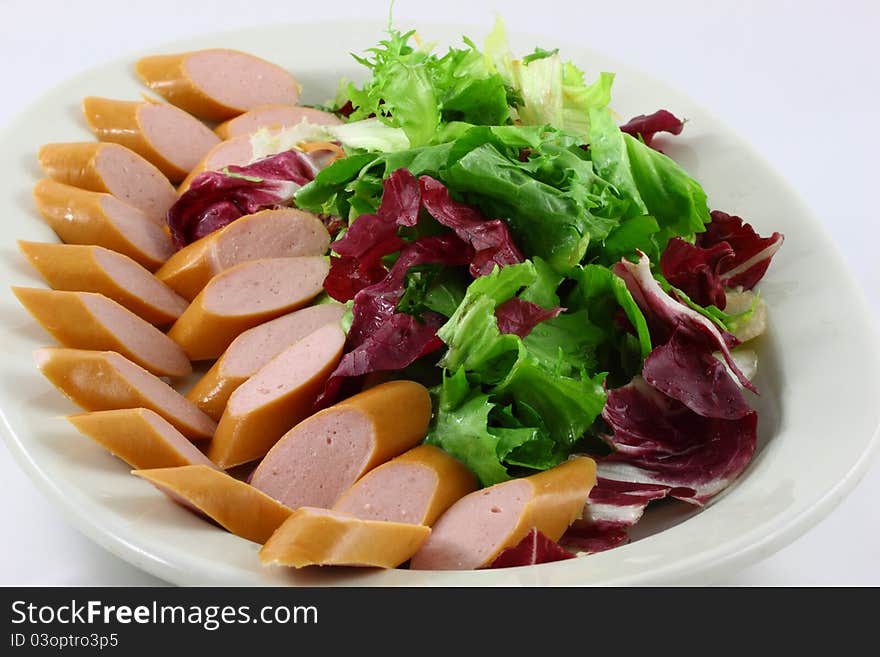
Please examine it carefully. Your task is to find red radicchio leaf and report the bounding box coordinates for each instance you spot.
[600,376,757,505]
[488,529,576,568]
[571,252,759,552]
[660,237,734,309]
[495,298,564,339]
[418,175,525,276]
[324,169,524,302]
[613,251,755,393]
[346,234,473,350]
[323,169,419,302]
[315,312,446,410]
[619,109,685,148]
[334,100,356,118]
[166,150,317,248]
[561,479,673,554]
[378,167,422,226]
[697,210,784,290]
[324,231,404,302]
[641,330,752,420]
[319,171,525,406]
[316,235,472,408]
[561,523,631,554]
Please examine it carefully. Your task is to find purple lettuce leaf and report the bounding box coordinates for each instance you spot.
[698,210,784,290]
[488,529,576,568]
[619,109,685,148]
[562,478,671,554]
[494,298,564,339]
[660,237,734,309]
[166,150,317,248]
[315,311,446,410]
[613,251,755,392]
[418,175,525,277]
[641,329,752,420]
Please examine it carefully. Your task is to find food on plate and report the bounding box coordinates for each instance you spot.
[251,380,432,510]
[333,445,478,525]
[34,348,216,439]
[37,142,177,222]
[17,242,188,326]
[68,408,217,470]
[135,49,302,121]
[32,179,174,270]
[155,208,330,300]
[177,133,256,194]
[214,105,342,140]
[207,323,346,468]
[187,303,346,420]
[166,256,328,360]
[17,16,787,573]
[82,97,220,182]
[132,465,293,544]
[13,287,191,377]
[409,457,596,570]
[259,507,430,568]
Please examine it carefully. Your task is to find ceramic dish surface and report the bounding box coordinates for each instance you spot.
[1,20,878,586]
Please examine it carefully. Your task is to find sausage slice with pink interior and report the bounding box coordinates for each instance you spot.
[34,348,216,440]
[135,49,301,122]
[68,408,217,470]
[176,133,255,193]
[155,208,330,300]
[14,288,191,377]
[251,380,432,511]
[333,445,478,526]
[188,303,345,420]
[259,507,430,569]
[132,465,292,544]
[409,457,597,571]
[38,142,177,222]
[206,323,345,468]
[17,241,188,327]
[32,179,174,271]
[214,105,342,140]
[83,97,220,182]
[166,256,328,361]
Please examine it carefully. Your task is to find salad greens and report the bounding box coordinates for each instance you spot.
[164,17,784,557]
[288,20,722,486]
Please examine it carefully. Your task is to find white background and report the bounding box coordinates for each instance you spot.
[1,0,877,585]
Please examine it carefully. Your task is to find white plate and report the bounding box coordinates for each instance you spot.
[2,20,879,586]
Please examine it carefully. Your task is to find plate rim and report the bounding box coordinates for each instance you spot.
[2,17,880,587]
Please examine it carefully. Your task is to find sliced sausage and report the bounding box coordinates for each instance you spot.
[166,256,328,361]
[409,457,597,571]
[83,97,220,182]
[251,381,432,510]
[38,142,177,222]
[14,288,191,377]
[132,465,292,544]
[68,408,216,470]
[206,323,344,469]
[333,445,478,526]
[259,507,430,569]
[155,208,330,300]
[188,303,345,420]
[135,49,301,122]
[32,179,174,271]
[34,347,215,439]
[177,134,254,193]
[17,241,188,327]
[214,105,342,140]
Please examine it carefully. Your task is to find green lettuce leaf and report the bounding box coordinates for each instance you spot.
[424,369,511,486]
[588,106,710,249]
[345,29,511,147]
